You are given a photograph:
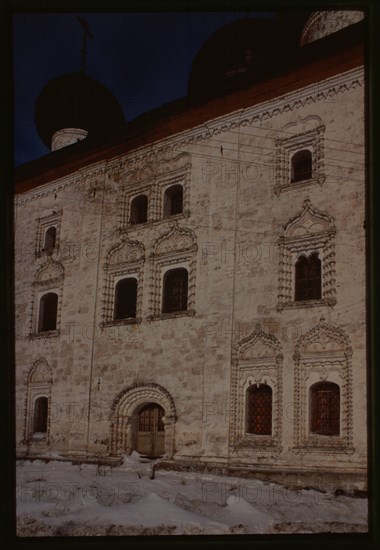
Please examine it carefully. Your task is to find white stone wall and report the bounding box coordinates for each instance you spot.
[15,66,367,482]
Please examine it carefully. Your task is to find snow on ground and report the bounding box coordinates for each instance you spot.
[16,453,368,536]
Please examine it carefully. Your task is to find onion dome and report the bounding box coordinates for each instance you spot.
[35,71,126,151]
[300,10,364,46]
[188,18,280,96]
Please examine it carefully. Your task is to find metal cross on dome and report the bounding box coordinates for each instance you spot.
[77,16,93,73]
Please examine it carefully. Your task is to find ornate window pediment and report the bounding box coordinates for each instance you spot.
[106,238,145,267]
[154,223,196,257]
[34,258,64,285]
[277,199,336,310]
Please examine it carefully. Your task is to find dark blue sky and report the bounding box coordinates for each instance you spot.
[13,12,276,167]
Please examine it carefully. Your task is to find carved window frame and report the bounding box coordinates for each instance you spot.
[149,223,197,320]
[118,154,191,232]
[277,199,336,311]
[35,210,62,259]
[24,359,53,444]
[293,318,354,455]
[274,126,325,196]
[157,168,191,222]
[101,238,145,326]
[30,259,64,339]
[230,325,283,454]
[119,182,153,231]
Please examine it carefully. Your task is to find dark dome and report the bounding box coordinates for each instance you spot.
[35,72,126,148]
[188,18,281,96]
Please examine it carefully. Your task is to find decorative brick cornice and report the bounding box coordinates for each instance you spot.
[105,67,364,176]
[15,68,364,206]
[15,161,106,207]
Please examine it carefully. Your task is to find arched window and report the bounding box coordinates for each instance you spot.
[310,382,340,436]
[43,226,56,253]
[162,268,188,313]
[130,195,148,225]
[291,150,312,183]
[114,278,137,320]
[295,252,321,301]
[33,396,48,434]
[163,184,183,217]
[246,384,272,435]
[38,292,58,332]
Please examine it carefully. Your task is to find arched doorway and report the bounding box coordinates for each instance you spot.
[109,383,176,458]
[136,403,165,457]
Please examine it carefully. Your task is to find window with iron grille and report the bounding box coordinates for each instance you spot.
[291,149,312,183]
[246,384,272,435]
[114,278,137,320]
[162,268,188,313]
[38,292,58,332]
[163,184,183,217]
[310,381,340,436]
[130,194,148,225]
[295,252,321,301]
[33,396,48,433]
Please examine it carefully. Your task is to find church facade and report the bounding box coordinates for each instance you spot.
[14,11,368,491]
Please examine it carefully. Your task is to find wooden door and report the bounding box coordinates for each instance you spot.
[136,404,165,457]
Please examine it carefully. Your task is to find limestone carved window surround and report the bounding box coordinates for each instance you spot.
[158,171,190,221]
[120,184,152,230]
[230,324,283,454]
[292,317,354,454]
[30,258,64,339]
[274,125,325,196]
[23,358,53,444]
[35,210,62,258]
[117,153,191,232]
[277,199,336,311]
[148,222,197,320]
[101,237,145,326]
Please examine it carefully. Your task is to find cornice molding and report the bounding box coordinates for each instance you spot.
[15,66,364,206]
